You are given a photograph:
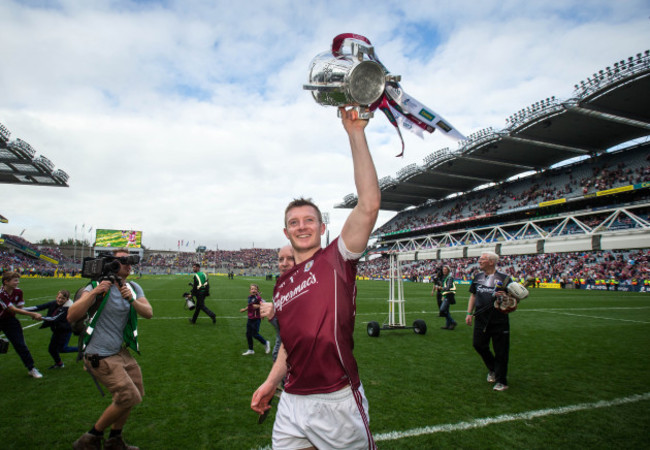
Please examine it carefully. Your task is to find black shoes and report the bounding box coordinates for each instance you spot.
[73,433,102,450]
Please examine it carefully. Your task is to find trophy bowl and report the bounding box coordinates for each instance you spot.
[303,50,386,118]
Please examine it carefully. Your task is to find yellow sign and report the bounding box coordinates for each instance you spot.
[539,198,567,207]
[39,254,59,265]
[539,282,561,289]
[596,185,633,196]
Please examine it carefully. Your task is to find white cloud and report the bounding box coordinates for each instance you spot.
[1,0,648,250]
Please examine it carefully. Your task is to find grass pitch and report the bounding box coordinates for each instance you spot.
[1,275,649,449]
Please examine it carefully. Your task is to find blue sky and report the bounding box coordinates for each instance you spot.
[1,0,649,250]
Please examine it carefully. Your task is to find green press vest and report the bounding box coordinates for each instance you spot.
[82,281,139,354]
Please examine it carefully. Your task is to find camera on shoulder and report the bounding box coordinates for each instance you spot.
[81,252,141,282]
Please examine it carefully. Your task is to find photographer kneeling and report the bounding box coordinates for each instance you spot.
[68,248,153,450]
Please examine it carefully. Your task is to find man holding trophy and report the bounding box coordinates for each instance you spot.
[251,33,466,449]
[251,106,380,450]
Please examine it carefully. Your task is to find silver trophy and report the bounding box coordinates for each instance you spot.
[303,36,400,119]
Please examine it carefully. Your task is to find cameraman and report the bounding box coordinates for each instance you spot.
[68,249,153,450]
[189,263,216,325]
[430,266,443,312]
[439,265,457,330]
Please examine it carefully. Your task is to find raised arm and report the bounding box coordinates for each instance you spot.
[339,107,381,254]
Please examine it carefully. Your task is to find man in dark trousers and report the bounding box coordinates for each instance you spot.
[465,251,513,392]
[189,263,216,325]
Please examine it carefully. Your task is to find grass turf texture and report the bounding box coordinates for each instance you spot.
[1,275,649,449]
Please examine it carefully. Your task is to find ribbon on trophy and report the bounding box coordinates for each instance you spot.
[307,33,466,156]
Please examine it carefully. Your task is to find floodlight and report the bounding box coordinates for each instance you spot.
[8,139,36,160]
[0,123,10,146]
[33,155,54,173]
[52,169,69,183]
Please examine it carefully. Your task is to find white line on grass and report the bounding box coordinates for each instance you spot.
[254,392,650,449]
[537,310,650,324]
[373,392,650,442]
[523,306,650,312]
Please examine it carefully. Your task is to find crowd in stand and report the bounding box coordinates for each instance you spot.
[358,249,649,286]
[140,248,278,270]
[5,241,647,286]
[0,250,69,276]
[0,246,281,277]
[375,146,650,235]
[2,148,648,281]
[1,234,72,264]
[36,245,67,262]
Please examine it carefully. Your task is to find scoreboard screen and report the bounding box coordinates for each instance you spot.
[95,229,143,248]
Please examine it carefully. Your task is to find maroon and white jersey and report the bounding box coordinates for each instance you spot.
[273,237,361,395]
[0,287,24,319]
[247,294,262,319]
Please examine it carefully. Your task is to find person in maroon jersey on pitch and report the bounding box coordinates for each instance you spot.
[0,271,44,378]
[239,284,271,356]
[251,107,380,450]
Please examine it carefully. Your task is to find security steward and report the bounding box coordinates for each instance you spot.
[189,263,216,325]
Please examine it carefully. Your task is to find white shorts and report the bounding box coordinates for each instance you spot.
[272,384,375,450]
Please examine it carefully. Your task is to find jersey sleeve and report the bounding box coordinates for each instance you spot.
[130,282,145,299]
[469,278,477,294]
[337,236,365,261]
[15,290,24,307]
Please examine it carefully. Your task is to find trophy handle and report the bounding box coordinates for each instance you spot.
[303,83,344,92]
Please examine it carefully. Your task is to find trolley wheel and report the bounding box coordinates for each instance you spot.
[413,319,427,335]
[367,321,381,337]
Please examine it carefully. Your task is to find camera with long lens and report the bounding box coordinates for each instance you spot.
[81,253,140,285]
[433,267,444,285]
[182,292,196,310]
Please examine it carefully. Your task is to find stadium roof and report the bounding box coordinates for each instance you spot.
[0,122,70,188]
[337,49,650,212]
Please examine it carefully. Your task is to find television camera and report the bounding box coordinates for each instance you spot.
[182,292,196,310]
[81,253,141,286]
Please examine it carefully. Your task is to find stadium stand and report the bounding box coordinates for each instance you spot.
[2,51,648,286]
[140,248,278,275]
[373,144,649,237]
[0,240,279,277]
[0,121,69,229]
[351,50,650,291]
[0,121,69,188]
[358,248,649,288]
[337,50,650,212]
